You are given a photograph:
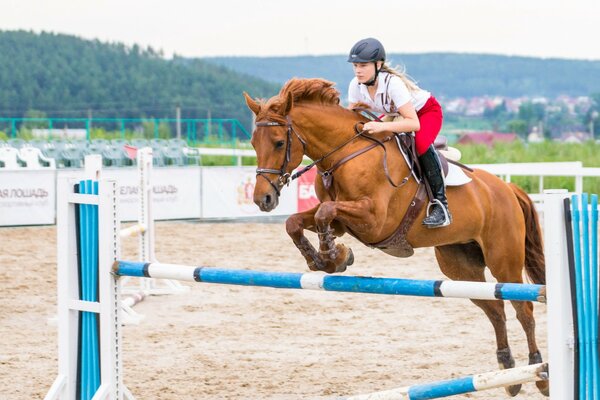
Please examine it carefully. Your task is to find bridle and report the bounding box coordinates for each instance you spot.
[254,115,306,197]
[254,112,414,198]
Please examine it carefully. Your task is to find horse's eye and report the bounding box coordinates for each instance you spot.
[275,140,285,149]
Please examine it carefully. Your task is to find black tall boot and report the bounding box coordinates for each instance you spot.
[419,146,452,228]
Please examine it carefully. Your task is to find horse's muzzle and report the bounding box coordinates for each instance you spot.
[255,190,279,212]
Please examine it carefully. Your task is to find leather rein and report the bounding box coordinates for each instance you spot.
[254,115,414,197]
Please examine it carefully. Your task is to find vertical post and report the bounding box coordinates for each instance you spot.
[11,118,16,138]
[138,148,155,263]
[84,154,103,181]
[97,179,124,400]
[176,106,181,140]
[207,111,212,141]
[186,121,191,144]
[121,120,126,139]
[543,189,575,399]
[576,175,583,194]
[154,119,159,139]
[87,109,92,141]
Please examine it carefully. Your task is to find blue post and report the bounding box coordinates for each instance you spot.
[78,180,101,399]
[11,119,16,138]
[590,194,599,399]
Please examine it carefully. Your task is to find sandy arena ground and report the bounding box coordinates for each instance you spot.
[0,221,548,399]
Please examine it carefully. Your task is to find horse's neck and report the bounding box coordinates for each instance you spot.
[291,105,361,164]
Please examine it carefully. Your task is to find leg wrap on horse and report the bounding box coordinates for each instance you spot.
[419,146,452,228]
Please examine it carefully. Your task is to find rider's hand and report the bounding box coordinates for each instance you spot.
[364,121,386,134]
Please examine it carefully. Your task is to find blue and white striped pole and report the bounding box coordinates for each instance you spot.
[346,363,548,400]
[114,261,546,303]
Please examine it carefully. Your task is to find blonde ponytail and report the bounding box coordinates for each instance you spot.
[380,63,420,92]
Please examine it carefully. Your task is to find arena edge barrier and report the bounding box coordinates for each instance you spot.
[45,178,597,400]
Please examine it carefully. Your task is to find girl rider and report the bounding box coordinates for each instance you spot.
[347,37,451,228]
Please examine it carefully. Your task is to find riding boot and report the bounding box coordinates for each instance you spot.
[419,146,452,228]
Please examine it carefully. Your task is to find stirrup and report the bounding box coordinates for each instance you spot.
[424,199,451,228]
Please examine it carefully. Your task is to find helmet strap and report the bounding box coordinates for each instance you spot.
[362,62,380,87]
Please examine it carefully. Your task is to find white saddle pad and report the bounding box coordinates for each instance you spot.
[445,162,472,186]
[439,147,471,186]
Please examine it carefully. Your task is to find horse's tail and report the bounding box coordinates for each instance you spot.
[509,183,546,285]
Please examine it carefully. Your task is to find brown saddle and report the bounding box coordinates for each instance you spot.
[322,131,448,258]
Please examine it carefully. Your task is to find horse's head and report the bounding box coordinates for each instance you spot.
[244,90,305,212]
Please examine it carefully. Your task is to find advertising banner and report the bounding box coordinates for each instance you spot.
[201,167,298,218]
[95,167,201,221]
[0,170,56,226]
[297,167,320,212]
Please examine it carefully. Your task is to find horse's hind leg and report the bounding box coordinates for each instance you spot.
[482,239,549,397]
[434,243,523,397]
[509,299,549,396]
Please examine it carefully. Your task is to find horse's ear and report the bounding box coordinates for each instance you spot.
[243,92,261,115]
[280,91,294,116]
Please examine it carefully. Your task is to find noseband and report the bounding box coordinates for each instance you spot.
[254,115,306,196]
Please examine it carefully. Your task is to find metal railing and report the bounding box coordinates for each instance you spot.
[0,117,251,146]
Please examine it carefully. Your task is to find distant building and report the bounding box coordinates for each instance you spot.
[528,126,544,143]
[457,132,518,146]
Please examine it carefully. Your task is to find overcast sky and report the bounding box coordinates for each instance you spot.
[2,0,599,60]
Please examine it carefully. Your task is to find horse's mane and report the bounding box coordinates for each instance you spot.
[279,78,341,106]
[255,78,361,122]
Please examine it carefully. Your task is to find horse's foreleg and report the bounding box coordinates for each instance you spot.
[285,207,328,271]
[313,198,375,274]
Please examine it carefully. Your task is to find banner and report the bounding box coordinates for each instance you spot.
[297,167,320,212]
[93,167,202,221]
[0,170,56,226]
[201,167,298,218]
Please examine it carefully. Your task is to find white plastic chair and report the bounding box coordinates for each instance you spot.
[18,147,56,169]
[0,147,22,169]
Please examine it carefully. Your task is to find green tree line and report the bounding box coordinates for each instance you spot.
[206,54,600,98]
[0,30,277,133]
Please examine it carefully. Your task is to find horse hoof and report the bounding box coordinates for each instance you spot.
[346,248,354,266]
[505,384,522,397]
[536,380,550,397]
[335,247,354,273]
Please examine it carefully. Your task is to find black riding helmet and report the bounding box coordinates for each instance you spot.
[347,38,386,86]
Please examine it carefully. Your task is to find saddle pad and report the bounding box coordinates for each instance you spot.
[446,162,472,186]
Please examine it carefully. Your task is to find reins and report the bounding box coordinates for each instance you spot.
[254,114,415,197]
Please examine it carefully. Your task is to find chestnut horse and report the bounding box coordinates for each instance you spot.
[243,78,548,397]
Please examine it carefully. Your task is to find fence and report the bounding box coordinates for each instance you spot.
[0,117,251,146]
